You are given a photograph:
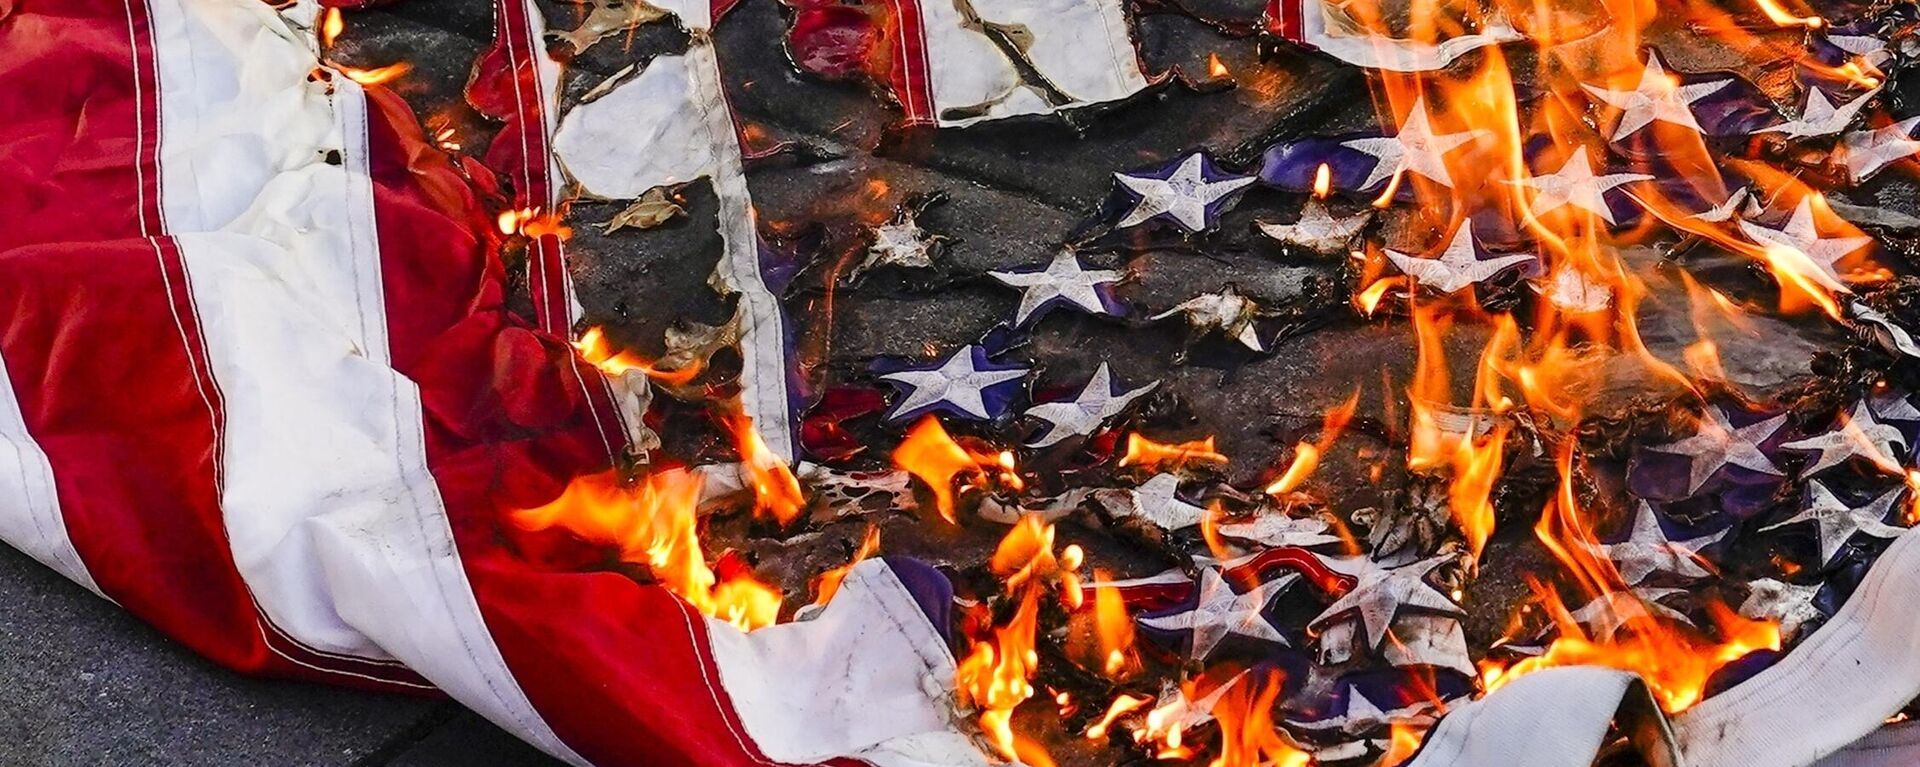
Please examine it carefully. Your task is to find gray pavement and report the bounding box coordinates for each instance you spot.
[0,545,559,766]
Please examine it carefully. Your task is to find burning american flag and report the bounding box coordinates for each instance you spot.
[9,0,1920,766]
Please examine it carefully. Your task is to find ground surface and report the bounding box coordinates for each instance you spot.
[0,545,562,767]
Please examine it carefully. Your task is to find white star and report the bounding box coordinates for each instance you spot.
[1114,153,1256,232]
[1508,146,1651,225]
[988,250,1123,326]
[1646,406,1786,495]
[1759,87,1879,139]
[1841,116,1920,183]
[1288,685,1441,736]
[1569,587,1691,643]
[1690,186,1757,224]
[1535,268,1614,314]
[1763,479,1909,565]
[1139,568,1297,661]
[1256,201,1371,254]
[1585,501,1724,586]
[1739,578,1825,642]
[1583,53,1730,141]
[1217,511,1343,548]
[854,216,939,278]
[1853,301,1920,359]
[1151,285,1265,352]
[1308,556,1461,650]
[1781,401,1907,475]
[1384,220,1535,294]
[1147,672,1244,736]
[878,346,1028,421]
[1738,197,1872,292]
[1871,391,1920,422]
[1341,98,1486,190]
[1105,473,1209,531]
[1021,363,1156,447]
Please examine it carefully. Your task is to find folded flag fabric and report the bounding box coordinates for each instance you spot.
[0,1,982,765]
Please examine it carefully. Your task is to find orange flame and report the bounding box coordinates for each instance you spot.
[726,415,806,526]
[1085,693,1151,740]
[891,417,1019,524]
[513,470,782,631]
[958,517,1077,765]
[1264,391,1359,496]
[1312,163,1333,200]
[1751,0,1824,28]
[812,525,881,607]
[1091,571,1139,678]
[1488,444,1781,712]
[1119,433,1229,471]
[337,62,411,86]
[572,326,703,386]
[1207,53,1230,80]
[319,8,344,48]
[1207,671,1309,767]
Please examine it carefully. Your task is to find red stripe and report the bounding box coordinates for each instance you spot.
[1266,0,1305,44]
[0,0,427,692]
[358,37,847,763]
[885,0,935,124]
[491,0,573,337]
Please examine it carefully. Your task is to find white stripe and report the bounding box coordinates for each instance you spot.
[703,560,996,766]
[914,0,1148,127]
[142,2,587,763]
[0,356,104,598]
[551,45,797,460]
[1676,526,1920,767]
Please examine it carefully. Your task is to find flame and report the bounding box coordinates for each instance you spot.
[1264,391,1358,496]
[1751,0,1824,28]
[1085,693,1151,739]
[1207,53,1230,80]
[572,326,703,386]
[1355,276,1401,316]
[319,8,344,48]
[892,417,1019,524]
[514,470,782,631]
[812,525,881,607]
[1091,570,1140,678]
[957,517,1077,765]
[726,415,806,526]
[1383,723,1425,765]
[337,62,410,86]
[1312,163,1333,200]
[1119,433,1229,471]
[1206,671,1309,767]
[1487,444,1782,712]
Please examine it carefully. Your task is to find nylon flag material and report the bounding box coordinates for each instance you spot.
[0,1,983,766]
